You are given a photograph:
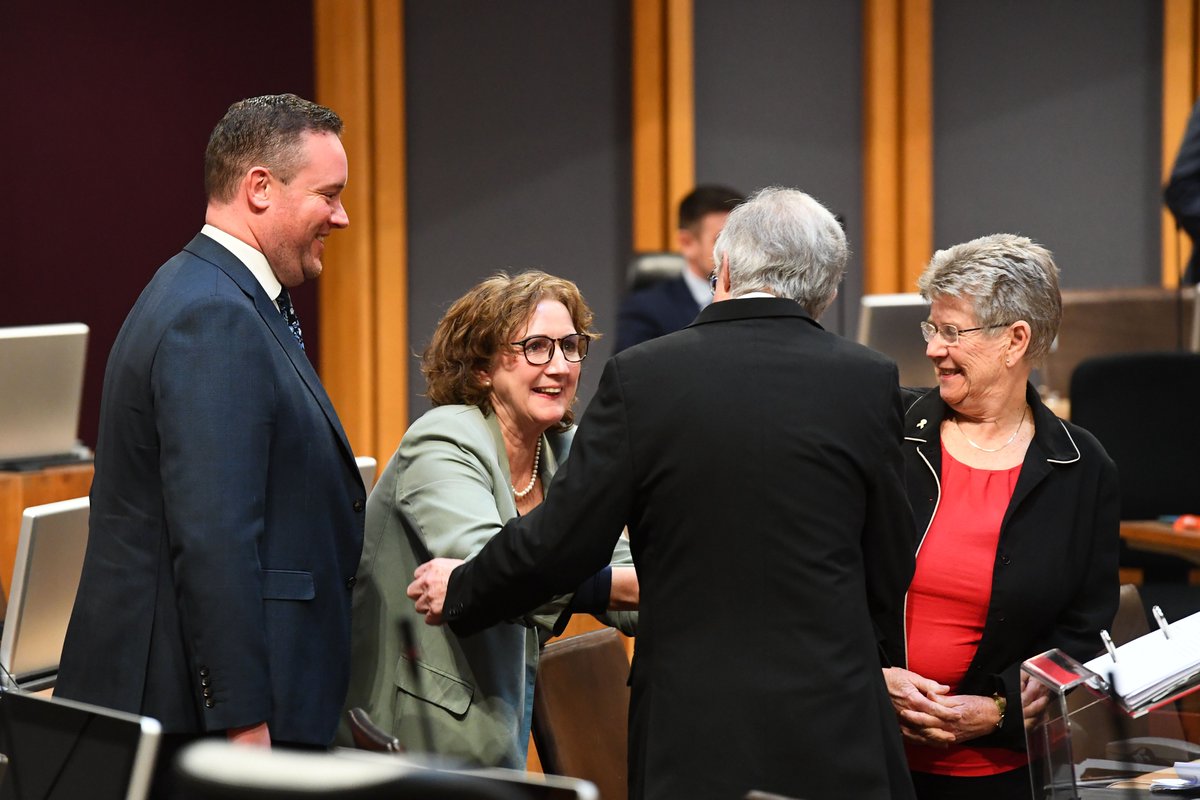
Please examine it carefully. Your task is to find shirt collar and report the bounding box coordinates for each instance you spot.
[200,224,283,303]
[681,267,713,309]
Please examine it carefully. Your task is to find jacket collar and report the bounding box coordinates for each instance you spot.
[688,296,823,329]
[481,409,565,486]
[181,232,359,473]
[904,382,1080,464]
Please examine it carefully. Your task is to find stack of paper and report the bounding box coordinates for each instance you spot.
[1085,610,1200,712]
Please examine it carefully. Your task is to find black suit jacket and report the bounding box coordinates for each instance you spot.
[893,385,1119,750]
[445,298,917,800]
[614,276,702,352]
[57,233,365,745]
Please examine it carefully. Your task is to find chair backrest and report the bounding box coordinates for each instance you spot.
[1111,583,1152,646]
[171,741,526,800]
[1070,351,1200,519]
[625,252,685,291]
[531,627,630,800]
[1040,285,1197,398]
[346,707,403,754]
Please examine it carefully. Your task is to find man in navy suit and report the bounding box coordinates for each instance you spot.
[57,95,365,761]
[614,185,743,352]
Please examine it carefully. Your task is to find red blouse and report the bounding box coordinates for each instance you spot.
[905,443,1025,776]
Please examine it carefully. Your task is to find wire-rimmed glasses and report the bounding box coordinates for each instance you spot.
[919,321,1011,346]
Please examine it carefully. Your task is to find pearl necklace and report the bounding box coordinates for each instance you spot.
[954,406,1028,453]
[512,437,542,499]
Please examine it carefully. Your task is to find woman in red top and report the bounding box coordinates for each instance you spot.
[884,234,1119,800]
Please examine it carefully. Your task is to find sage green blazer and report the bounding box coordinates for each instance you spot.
[340,404,636,767]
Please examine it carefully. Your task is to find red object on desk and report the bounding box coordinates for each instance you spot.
[1174,515,1200,532]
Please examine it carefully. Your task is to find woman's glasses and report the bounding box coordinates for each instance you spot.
[509,334,591,365]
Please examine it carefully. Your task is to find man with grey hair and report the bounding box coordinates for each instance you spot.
[57,94,365,774]
[409,186,917,799]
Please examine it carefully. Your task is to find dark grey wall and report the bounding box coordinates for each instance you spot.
[933,1,1163,288]
[404,3,631,423]
[693,0,864,337]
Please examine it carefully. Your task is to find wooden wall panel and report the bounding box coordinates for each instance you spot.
[314,0,408,472]
[633,0,694,251]
[863,0,932,295]
[1164,0,1200,287]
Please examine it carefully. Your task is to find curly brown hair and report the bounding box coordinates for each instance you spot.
[422,271,599,429]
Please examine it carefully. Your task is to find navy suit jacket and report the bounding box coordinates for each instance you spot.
[614,276,701,352]
[56,233,365,745]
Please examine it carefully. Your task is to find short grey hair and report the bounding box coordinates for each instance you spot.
[712,186,847,317]
[917,234,1061,361]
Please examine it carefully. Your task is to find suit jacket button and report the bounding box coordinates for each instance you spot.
[203,688,212,698]
[205,700,215,708]
[199,667,210,678]
[353,499,365,512]
[346,576,357,588]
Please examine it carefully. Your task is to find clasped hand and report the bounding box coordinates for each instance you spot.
[883,667,1005,747]
[407,557,463,625]
[882,668,1047,747]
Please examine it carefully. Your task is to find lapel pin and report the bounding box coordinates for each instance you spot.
[917,419,927,429]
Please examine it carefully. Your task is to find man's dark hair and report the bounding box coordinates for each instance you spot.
[204,93,344,204]
[678,185,744,230]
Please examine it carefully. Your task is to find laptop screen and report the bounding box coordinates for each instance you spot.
[0,498,90,691]
[856,293,934,389]
[0,324,89,466]
[0,689,160,800]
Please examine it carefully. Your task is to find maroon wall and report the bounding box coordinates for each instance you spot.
[1,1,319,448]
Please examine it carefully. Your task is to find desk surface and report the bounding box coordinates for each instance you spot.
[1121,520,1200,567]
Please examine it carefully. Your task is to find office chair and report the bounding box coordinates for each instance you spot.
[346,706,403,753]
[531,627,630,800]
[1070,352,1200,602]
[170,740,522,800]
[625,252,685,292]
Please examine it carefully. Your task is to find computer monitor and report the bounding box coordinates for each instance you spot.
[0,324,89,468]
[0,689,160,800]
[856,293,933,388]
[0,498,90,691]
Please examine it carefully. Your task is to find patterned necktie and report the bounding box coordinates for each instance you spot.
[276,287,305,350]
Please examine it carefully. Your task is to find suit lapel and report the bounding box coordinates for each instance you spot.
[183,233,358,469]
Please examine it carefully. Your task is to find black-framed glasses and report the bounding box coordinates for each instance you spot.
[509,334,590,365]
[708,269,719,295]
[919,321,1011,346]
